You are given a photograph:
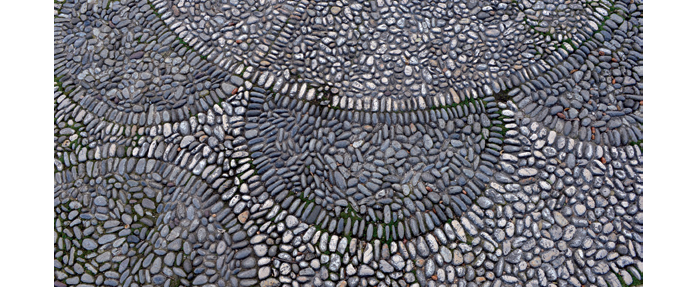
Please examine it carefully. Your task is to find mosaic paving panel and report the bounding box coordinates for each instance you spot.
[55,0,643,286]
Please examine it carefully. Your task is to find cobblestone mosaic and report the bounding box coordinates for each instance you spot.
[55,0,643,286]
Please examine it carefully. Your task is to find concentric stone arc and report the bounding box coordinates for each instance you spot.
[55,0,643,286]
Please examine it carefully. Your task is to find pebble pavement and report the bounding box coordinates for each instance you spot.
[54,0,643,286]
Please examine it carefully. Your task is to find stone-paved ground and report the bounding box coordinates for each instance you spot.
[54,0,643,286]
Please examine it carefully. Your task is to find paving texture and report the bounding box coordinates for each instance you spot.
[54,0,643,286]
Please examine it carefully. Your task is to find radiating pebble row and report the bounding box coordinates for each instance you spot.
[506,0,643,147]
[54,159,250,287]
[155,0,605,112]
[55,0,241,127]
[232,85,513,243]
